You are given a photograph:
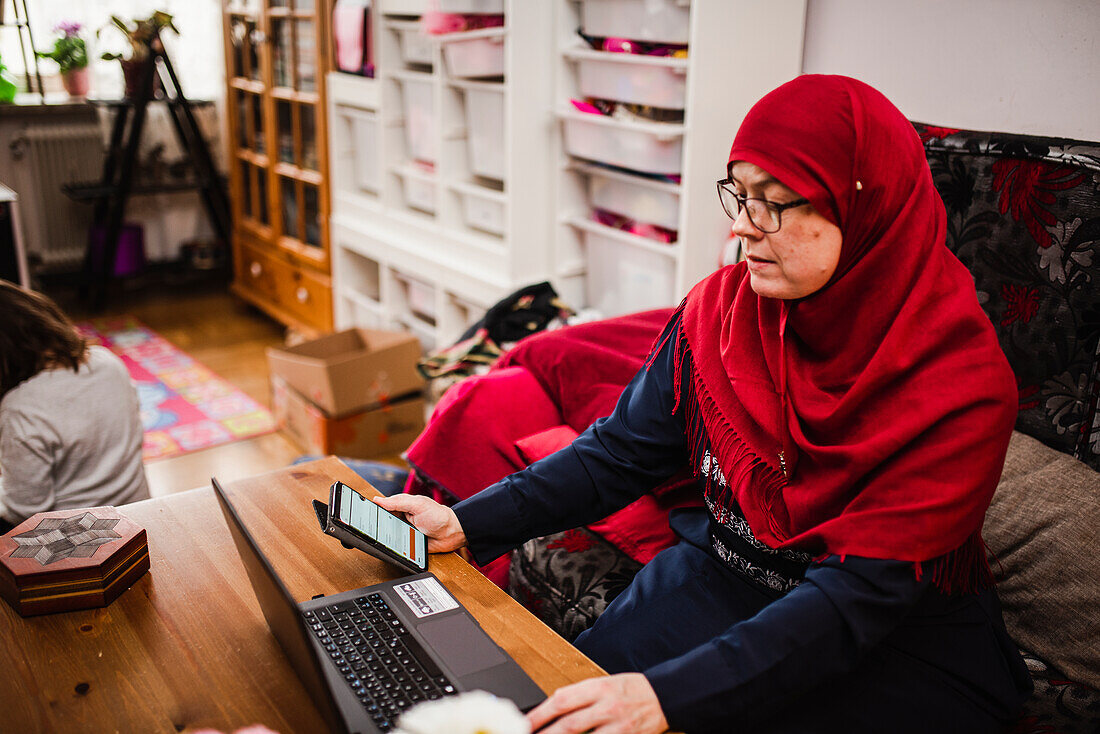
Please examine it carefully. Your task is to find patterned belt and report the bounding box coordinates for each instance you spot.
[710,532,804,594]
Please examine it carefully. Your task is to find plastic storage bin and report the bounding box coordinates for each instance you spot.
[401,315,437,352]
[339,293,387,330]
[440,30,505,79]
[436,0,504,11]
[396,272,437,321]
[580,0,691,45]
[581,224,676,316]
[562,111,683,175]
[463,84,505,180]
[573,51,687,109]
[397,75,436,162]
[455,184,506,235]
[447,294,487,335]
[587,167,679,230]
[396,167,436,213]
[346,108,380,192]
[395,23,433,66]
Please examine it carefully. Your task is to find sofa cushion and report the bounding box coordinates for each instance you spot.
[514,424,579,465]
[983,431,1100,689]
[509,527,642,642]
[915,123,1100,471]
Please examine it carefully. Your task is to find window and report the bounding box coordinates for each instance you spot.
[0,0,224,100]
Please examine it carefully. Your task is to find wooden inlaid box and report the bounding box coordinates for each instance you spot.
[0,506,150,616]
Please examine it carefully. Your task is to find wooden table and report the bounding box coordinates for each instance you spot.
[0,458,604,732]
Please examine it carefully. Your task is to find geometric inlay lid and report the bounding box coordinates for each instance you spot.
[10,513,122,566]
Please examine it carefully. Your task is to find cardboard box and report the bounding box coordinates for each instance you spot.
[266,328,424,416]
[273,377,425,459]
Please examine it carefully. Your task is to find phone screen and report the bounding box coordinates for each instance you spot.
[335,484,427,570]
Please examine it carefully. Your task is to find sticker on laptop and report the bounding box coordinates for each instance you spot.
[394,577,459,618]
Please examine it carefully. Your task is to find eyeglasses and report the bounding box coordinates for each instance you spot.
[716,178,809,233]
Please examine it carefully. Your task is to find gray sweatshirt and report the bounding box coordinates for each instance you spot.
[0,345,149,525]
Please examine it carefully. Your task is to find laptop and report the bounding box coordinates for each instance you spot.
[212,477,545,734]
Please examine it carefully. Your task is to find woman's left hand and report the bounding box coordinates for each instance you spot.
[526,673,669,733]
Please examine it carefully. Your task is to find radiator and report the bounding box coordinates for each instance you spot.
[9,122,103,271]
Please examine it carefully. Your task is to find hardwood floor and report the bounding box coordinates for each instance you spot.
[50,277,404,498]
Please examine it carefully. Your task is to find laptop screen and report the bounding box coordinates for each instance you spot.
[211,477,348,734]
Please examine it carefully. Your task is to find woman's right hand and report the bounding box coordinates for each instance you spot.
[372,494,467,553]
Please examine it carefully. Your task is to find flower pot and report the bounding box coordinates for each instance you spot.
[120,58,160,99]
[61,67,90,97]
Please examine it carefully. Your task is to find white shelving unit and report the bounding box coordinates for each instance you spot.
[554,0,807,315]
[327,0,806,350]
[328,0,556,350]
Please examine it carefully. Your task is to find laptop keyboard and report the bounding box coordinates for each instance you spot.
[305,592,458,731]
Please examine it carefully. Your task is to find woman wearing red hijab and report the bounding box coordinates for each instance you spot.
[377,75,1032,732]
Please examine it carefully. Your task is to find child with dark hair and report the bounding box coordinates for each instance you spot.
[0,281,148,533]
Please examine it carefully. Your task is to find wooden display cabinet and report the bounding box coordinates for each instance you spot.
[222,0,334,334]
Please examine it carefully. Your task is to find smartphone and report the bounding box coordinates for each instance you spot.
[325,481,428,574]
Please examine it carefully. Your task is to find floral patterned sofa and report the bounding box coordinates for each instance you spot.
[505,124,1100,732]
[913,124,1100,733]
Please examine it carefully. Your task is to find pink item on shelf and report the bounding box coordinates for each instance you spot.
[589,30,687,57]
[570,98,605,115]
[333,0,373,75]
[602,37,637,53]
[592,208,677,244]
[420,0,504,36]
[462,14,505,30]
[421,10,468,34]
[627,221,676,243]
[644,44,687,57]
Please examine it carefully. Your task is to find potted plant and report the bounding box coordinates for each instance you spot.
[98,11,179,98]
[37,22,90,97]
[0,54,17,104]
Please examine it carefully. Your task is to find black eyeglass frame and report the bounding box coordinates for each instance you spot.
[716,178,810,233]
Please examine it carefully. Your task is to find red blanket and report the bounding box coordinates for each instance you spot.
[404,310,701,586]
[496,309,678,431]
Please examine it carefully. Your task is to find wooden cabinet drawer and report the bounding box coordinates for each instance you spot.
[235,242,332,332]
[237,243,280,303]
[274,260,331,329]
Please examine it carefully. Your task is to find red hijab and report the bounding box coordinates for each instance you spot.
[673,75,1016,590]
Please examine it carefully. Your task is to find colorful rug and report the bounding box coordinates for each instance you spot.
[76,317,277,461]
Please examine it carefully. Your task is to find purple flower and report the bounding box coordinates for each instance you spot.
[53,21,83,37]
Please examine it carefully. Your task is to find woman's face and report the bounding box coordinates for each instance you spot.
[728,161,843,300]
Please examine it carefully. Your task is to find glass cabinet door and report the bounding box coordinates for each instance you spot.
[300,104,318,171]
[273,101,319,172]
[303,182,321,247]
[276,100,294,163]
[227,0,327,260]
[279,176,299,241]
[268,13,319,92]
[295,18,317,92]
[271,17,293,88]
[232,91,265,154]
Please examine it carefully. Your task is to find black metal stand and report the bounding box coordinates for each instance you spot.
[67,34,230,308]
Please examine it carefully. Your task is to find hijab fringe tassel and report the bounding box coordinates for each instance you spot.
[926,533,995,595]
[667,317,789,541]
[665,311,995,596]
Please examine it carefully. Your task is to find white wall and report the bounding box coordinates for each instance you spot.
[801,0,1100,141]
